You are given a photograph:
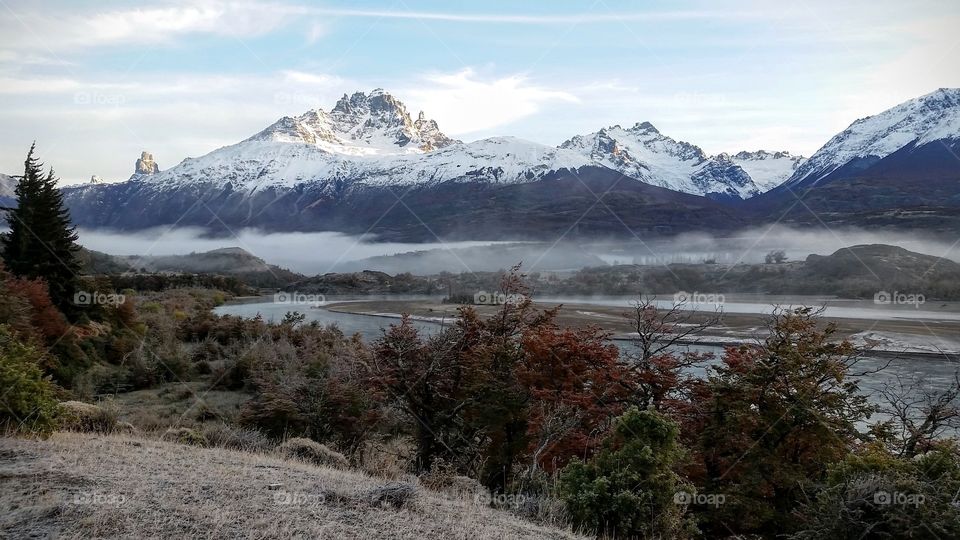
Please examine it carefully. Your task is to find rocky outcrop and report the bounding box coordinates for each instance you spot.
[249,89,459,153]
[414,110,458,151]
[135,152,159,175]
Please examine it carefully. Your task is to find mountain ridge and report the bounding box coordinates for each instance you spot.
[784,88,960,190]
[76,89,804,200]
[51,87,960,238]
[559,122,791,200]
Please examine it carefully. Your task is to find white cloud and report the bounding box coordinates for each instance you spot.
[1,1,295,51]
[297,8,763,25]
[400,69,578,135]
[305,21,327,44]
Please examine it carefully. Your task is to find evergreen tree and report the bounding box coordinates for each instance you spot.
[1,144,80,313]
[559,408,698,539]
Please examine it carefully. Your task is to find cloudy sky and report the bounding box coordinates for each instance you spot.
[2,0,959,185]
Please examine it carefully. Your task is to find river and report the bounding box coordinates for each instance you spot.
[215,296,960,398]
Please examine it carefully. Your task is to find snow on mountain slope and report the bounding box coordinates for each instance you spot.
[142,135,593,192]
[109,88,815,200]
[0,173,17,199]
[357,137,593,187]
[559,122,761,200]
[785,88,960,187]
[728,151,806,192]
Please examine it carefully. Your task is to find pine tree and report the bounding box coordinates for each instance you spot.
[2,143,80,313]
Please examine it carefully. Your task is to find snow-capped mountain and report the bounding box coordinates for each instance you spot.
[752,88,960,231]
[61,89,744,240]
[0,173,17,199]
[128,90,796,200]
[559,122,798,200]
[60,87,960,239]
[785,88,960,189]
[131,88,596,192]
[727,151,806,192]
[249,89,458,154]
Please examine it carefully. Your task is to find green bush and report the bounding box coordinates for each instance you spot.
[792,443,960,539]
[559,408,696,539]
[0,325,58,435]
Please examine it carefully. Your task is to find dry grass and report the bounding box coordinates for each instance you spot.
[108,381,250,432]
[0,432,585,539]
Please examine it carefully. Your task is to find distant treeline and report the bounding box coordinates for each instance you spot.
[88,273,255,296]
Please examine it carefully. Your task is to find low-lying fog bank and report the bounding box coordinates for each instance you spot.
[76,225,960,276]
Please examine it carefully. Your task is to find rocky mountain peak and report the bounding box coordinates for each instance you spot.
[135,151,159,175]
[331,91,371,114]
[628,121,660,135]
[330,89,406,124]
[252,89,458,153]
[734,150,798,160]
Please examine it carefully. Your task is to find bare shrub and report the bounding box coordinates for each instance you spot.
[115,421,137,434]
[447,475,488,500]
[162,427,208,447]
[358,437,416,479]
[278,437,349,469]
[200,423,271,453]
[418,457,457,490]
